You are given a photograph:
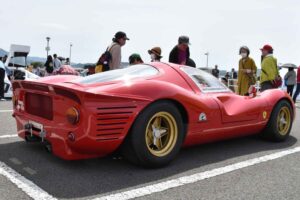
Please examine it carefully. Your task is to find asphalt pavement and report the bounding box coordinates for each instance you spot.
[0,100,300,200]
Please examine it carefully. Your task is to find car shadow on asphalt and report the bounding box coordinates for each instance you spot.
[0,134,298,199]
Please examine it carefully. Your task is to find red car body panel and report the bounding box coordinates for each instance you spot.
[12,63,295,160]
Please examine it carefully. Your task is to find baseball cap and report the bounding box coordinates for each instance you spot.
[260,44,273,52]
[178,36,191,45]
[114,31,130,40]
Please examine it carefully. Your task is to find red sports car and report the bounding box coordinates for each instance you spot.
[12,63,295,167]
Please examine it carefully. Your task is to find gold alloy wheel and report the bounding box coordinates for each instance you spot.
[145,112,178,157]
[277,107,291,136]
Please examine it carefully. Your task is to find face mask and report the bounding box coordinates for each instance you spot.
[241,53,247,58]
[151,53,156,61]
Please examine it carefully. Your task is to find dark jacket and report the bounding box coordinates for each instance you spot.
[186,58,196,68]
[169,45,190,64]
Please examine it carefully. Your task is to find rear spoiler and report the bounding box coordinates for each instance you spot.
[13,80,82,105]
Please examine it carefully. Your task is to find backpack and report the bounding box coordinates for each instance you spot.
[96,44,117,72]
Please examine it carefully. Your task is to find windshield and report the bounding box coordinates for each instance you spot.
[181,66,230,92]
[74,64,159,84]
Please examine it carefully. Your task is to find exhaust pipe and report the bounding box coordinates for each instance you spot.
[44,142,52,153]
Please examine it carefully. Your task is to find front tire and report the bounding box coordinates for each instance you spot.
[122,101,185,167]
[261,100,293,142]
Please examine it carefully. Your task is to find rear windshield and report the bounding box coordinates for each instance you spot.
[74,64,159,84]
[181,66,230,92]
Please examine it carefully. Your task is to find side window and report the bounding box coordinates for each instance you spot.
[181,66,230,92]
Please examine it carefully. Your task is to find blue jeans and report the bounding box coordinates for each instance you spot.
[293,83,300,103]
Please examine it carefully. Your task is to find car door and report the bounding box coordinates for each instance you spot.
[212,93,266,123]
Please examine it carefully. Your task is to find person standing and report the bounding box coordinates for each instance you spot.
[108,31,129,70]
[237,46,257,96]
[260,44,279,92]
[169,36,191,65]
[231,68,238,79]
[225,72,230,80]
[44,55,54,75]
[284,67,296,97]
[292,66,300,103]
[0,57,6,100]
[53,54,62,70]
[212,65,219,78]
[148,47,162,62]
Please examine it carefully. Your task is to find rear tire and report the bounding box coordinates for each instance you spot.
[261,100,293,142]
[121,101,185,168]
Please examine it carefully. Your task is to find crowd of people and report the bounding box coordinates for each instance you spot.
[43,54,75,76]
[0,31,300,103]
[206,44,299,102]
[92,31,299,102]
[93,32,196,74]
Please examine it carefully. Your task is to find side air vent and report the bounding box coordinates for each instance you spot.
[95,106,136,141]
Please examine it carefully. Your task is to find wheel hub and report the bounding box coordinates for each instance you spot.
[145,112,178,157]
[277,106,291,136]
[152,125,167,146]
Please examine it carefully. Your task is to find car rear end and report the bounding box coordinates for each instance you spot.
[12,80,144,160]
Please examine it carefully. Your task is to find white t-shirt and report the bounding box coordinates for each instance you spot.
[53,58,62,70]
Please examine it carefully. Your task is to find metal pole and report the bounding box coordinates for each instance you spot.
[46,37,50,57]
[205,52,209,68]
[69,43,73,64]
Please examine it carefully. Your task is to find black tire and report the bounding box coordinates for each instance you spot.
[121,101,185,168]
[261,100,293,142]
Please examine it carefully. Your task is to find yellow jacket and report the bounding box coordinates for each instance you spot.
[260,55,278,83]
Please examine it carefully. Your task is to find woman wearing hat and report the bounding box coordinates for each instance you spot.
[260,44,279,92]
[148,47,162,62]
[237,46,257,96]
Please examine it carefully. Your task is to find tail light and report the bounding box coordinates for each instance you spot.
[66,107,80,125]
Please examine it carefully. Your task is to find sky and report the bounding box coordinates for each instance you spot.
[0,0,300,70]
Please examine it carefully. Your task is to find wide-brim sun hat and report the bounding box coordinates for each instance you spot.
[148,47,162,58]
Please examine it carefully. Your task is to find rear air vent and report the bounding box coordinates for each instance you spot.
[22,83,49,92]
[54,87,81,104]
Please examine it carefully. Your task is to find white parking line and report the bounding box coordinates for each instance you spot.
[0,161,57,200]
[0,110,13,113]
[94,146,300,200]
[0,134,18,139]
